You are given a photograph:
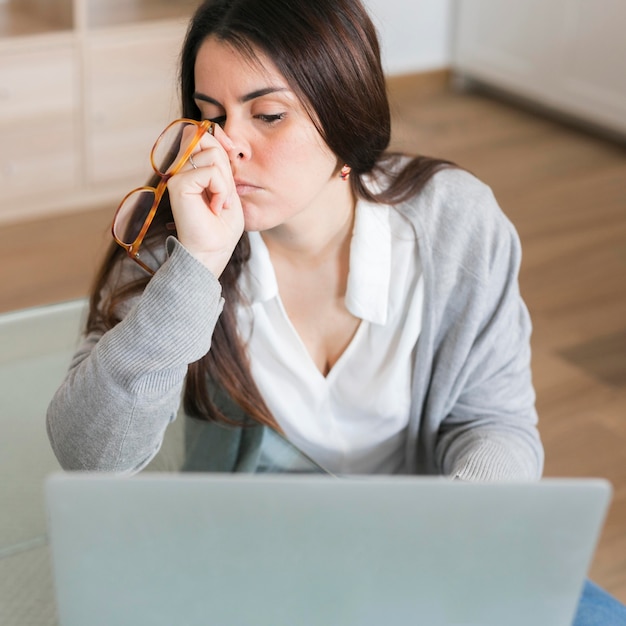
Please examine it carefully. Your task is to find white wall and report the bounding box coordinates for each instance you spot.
[363,0,454,75]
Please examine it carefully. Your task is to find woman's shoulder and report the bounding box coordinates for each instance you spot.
[407,164,498,218]
[390,161,522,282]
[395,163,514,240]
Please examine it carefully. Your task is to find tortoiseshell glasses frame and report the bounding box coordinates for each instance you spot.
[111,118,216,275]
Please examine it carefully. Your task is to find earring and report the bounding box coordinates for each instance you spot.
[340,164,351,181]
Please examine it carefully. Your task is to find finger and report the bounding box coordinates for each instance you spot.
[173,162,233,216]
[182,155,234,211]
[189,132,232,179]
[210,124,235,153]
[174,123,220,173]
[209,189,231,215]
[188,153,200,170]
[186,144,237,204]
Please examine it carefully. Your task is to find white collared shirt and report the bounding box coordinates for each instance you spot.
[237,200,423,474]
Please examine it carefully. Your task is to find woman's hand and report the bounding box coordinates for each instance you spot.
[166,124,244,277]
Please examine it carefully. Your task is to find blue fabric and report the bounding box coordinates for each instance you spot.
[573,580,626,625]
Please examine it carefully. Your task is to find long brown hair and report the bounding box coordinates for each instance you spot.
[88,0,453,428]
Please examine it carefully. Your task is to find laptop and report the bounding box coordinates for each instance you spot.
[45,472,612,626]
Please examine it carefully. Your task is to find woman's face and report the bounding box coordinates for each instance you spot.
[193,36,350,234]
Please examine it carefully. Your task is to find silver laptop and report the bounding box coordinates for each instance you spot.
[45,472,612,626]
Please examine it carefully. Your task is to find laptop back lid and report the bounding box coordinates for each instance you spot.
[45,473,612,626]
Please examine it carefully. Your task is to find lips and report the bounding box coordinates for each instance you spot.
[234,180,261,195]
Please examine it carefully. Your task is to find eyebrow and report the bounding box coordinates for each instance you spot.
[193,87,289,106]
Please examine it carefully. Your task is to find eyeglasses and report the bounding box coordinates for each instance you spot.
[111,118,215,275]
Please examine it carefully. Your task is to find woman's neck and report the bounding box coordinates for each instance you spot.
[261,183,356,267]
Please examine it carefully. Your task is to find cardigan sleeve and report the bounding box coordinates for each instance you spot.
[411,169,544,481]
[436,238,543,481]
[46,239,224,473]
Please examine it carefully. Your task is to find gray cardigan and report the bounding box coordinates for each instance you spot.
[46,168,544,479]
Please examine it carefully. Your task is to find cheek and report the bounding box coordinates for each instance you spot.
[300,152,339,189]
[261,128,336,179]
[259,142,296,174]
[264,138,311,171]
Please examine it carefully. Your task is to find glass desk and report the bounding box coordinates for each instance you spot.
[0,299,327,625]
[0,300,84,625]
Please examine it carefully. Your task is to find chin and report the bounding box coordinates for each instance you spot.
[242,205,283,233]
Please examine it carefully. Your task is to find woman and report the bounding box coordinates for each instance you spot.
[46,0,626,620]
[47,0,542,478]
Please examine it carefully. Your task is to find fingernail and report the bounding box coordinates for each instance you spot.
[221,131,234,148]
[214,124,234,148]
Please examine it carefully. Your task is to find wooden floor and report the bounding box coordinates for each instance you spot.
[1,72,625,602]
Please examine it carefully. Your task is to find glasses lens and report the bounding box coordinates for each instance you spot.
[113,189,156,245]
[152,121,199,176]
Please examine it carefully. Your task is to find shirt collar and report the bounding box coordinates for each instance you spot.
[345,200,391,324]
[240,200,392,325]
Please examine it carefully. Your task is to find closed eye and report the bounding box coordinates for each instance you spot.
[205,113,284,127]
[256,113,285,124]
[207,115,226,128]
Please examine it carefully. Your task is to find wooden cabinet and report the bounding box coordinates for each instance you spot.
[0,38,80,206]
[84,24,186,185]
[0,0,197,224]
[451,0,626,139]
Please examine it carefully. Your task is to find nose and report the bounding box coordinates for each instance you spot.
[227,143,246,162]
[222,119,250,163]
